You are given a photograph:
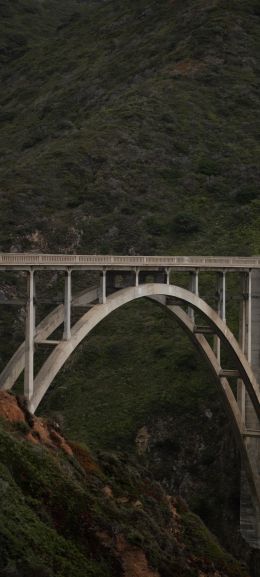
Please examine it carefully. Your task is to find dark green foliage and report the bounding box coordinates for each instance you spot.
[172,213,201,235]
[0,416,248,576]
[0,0,259,256]
[181,512,246,577]
[13,420,30,436]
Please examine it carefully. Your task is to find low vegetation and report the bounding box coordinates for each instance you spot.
[0,393,250,577]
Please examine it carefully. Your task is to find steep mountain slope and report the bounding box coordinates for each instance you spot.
[0,0,259,255]
[0,392,250,577]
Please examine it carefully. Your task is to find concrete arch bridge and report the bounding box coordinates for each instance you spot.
[0,253,259,548]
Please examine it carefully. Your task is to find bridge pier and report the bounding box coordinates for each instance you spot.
[165,268,170,285]
[188,270,199,321]
[24,269,35,400]
[239,270,260,548]
[213,272,226,363]
[99,270,107,304]
[63,269,72,341]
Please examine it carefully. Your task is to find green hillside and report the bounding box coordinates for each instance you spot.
[0,0,259,255]
[0,393,250,577]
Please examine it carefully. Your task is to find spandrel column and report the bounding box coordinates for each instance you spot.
[237,270,253,425]
[214,271,226,363]
[63,269,72,341]
[188,270,199,322]
[24,269,35,400]
[99,270,107,304]
[237,273,247,423]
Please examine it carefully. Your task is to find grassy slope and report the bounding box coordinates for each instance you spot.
[0,0,259,255]
[0,405,249,577]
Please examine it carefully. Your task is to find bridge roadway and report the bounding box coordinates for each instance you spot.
[1,253,260,270]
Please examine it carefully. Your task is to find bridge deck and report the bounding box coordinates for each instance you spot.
[0,253,259,271]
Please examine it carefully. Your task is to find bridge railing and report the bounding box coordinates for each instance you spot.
[0,253,260,268]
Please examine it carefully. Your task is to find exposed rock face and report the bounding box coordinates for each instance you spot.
[97,532,161,577]
[136,425,151,455]
[0,391,73,455]
[134,410,245,559]
[133,405,260,577]
[117,536,160,577]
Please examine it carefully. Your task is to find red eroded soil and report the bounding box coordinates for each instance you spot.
[0,391,25,423]
[0,391,72,455]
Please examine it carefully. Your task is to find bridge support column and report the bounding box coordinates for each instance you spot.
[237,272,253,421]
[239,270,260,548]
[24,269,35,401]
[63,269,72,341]
[165,268,170,285]
[214,272,226,363]
[188,270,199,321]
[247,270,252,364]
[99,270,106,304]
[135,268,139,287]
[237,272,250,423]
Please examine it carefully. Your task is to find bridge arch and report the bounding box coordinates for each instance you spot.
[1,281,260,508]
[0,255,259,547]
[29,283,260,416]
[24,282,260,506]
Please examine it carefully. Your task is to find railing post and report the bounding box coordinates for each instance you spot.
[24,269,35,400]
[63,269,72,340]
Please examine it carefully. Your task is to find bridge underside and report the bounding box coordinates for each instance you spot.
[0,262,259,548]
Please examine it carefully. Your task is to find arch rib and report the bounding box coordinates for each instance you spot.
[162,303,260,508]
[27,283,260,507]
[30,283,260,419]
